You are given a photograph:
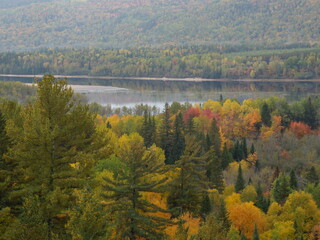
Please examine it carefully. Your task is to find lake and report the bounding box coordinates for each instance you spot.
[0,75,319,108]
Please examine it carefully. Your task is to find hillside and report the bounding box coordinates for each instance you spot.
[0,0,319,51]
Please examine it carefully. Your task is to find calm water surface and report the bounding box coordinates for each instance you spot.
[1,76,319,108]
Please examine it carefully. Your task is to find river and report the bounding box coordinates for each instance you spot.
[0,75,319,108]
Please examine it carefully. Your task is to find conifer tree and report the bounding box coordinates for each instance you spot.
[306,166,319,184]
[185,114,195,135]
[255,182,269,213]
[160,103,173,164]
[167,136,208,216]
[171,112,185,164]
[200,193,212,219]
[290,169,298,190]
[209,118,221,156]
[0,111,11,209]
[235,164,245,193]
[207,146,224,193]
[250,143,255,155]
[252,224,260,240]
[261,102,271,127]
[221,143,233,170]
[272,174,292,204]
[5,75,96,238]
[240,233,248,240]
[102,133,171,240]
[303,97,318,130]
[241,138,248,159]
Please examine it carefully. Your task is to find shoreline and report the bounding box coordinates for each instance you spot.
[0,74,320,83]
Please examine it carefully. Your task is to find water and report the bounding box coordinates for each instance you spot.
[0,76,319,107]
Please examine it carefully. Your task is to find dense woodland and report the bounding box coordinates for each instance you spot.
[1,46,320,79]
[0,75,320,239]
[0,0,319,51]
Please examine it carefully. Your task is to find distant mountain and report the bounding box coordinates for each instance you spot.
[0,0,319,51]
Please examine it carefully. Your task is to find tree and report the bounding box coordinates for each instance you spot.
[200,193,212,219]
[290,169,298,190]
[5,75,96,238]
[235,164,245,193]
[102,133,171,240]
[222,143,233,170]
[209,118,221,156]
[261,103,271,127]
[306,166,319,184]
[241,138,248,159]
[160,103,173,164]
[272,174,292,204]
[250,143,255,155]
[168,136,208,216]
[207,146,224,193]
[252,224,260,240]
[171,112,185,164]
[0,110,11,209]
[303,97,318,130]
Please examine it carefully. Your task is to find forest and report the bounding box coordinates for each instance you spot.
[1,46,320,79]
[0,0,319,51]
[0,75,320,239]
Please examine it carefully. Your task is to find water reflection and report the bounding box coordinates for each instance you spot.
[0,76,319,107]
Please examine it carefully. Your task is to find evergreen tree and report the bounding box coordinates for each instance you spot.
[235,164,245,193]
[185,114,195,135]
[241,138,248,159]
[218,199,231,231]
[206,146,224,193]
[160,103,173,164]
[261,102,271,127]
[303,97,318,130]
[241,234,248,240]
[209,118,221,156]
[102,133,171,240]
[168,136,208,216]
[106,121,112,129]
[0,111,11,209]
[252,224,260,240]
[255,182,269,213]
[233,140,243,162]
[171,112,185,164]
[221,143,233,170]
[306,166,319,184]
[272,174,292,204]
[200,193,212,219]
[5,75,96,238]
[290,169,298,190]
[250,143,255,155]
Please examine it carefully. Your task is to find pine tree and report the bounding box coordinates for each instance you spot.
[272,174,292,204]
[250,143,255,155]
[160,103,173,164]
[221,143,233,170]
[206,146,224,193]
[252,224,260,240]
[209,118,221,156]
[106,121,112,129]
[241,233,248,240]
[235,164,245,193]
[303,97,318,130]
[167,136,208,216]
[255,182,269,213]
[290,169,298,190]
[200,193,212,219]
[306,166,319,184]
[261,102,271,127]
[0,111,11,209]
[185,114,195,135]
[5,75,96,238]
[171,112,185,164]
[102,133,172,240]
[241,138,248,159]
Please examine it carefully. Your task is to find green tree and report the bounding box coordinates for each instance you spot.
[272,174,292,204]
[5,75,96,238]
[235,164,245,193]
[200,193,212,219]
[303,97,318,129]
[160,103,173,164]
[167,136,208,216]
[261,103,271,127]
[222,143,233,170]
[252,224,260,240]
[290,169,298,190]
[209,118,221,156]
[102,133,171,240]
[250,143,255,155]
[207,146,224,193]
[171,112,185,164]
[306,166,319,184]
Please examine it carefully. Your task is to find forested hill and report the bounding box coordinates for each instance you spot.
[0,0,319,52]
